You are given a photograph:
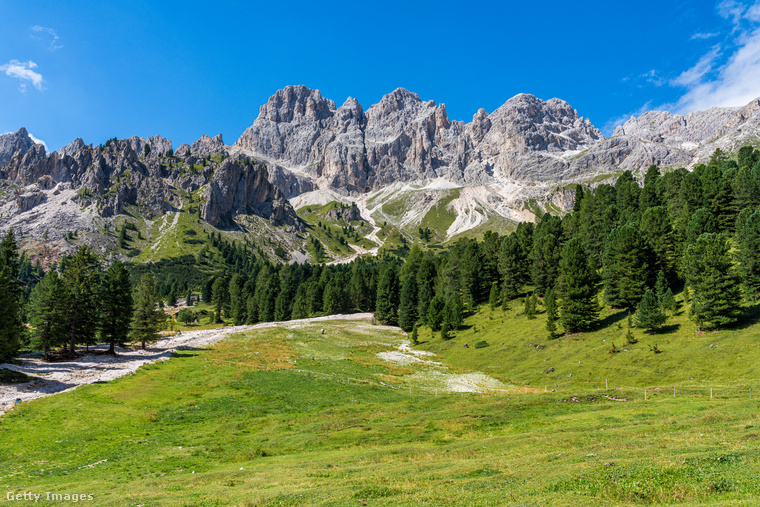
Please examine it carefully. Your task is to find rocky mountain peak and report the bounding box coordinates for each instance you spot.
[191,133,225,156]
[0,127,37,167]
[259,85,336,123]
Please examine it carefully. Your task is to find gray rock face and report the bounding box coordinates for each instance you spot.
[200,158,300,228]
[0,128,37,167]
[236,86,760,195]
[235,86,604,192]
[191,134,226,156]
[0,134,300,228]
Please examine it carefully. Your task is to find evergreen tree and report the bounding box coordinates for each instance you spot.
[440,319,451,340]
[635,289,666,331]
[529,233,562,297]
[545,288,558,339]
[444,293,464,330]
[488,282,500,309]
[375,267,399,325]
[130,273,163,349]
[739,211,760,300]
[640,206,674,278]
[202,278,213,303]
[523,294,536,319]
[654,270,668,303]
[99,261,133,354]
[417,282,433,325]
[398,275,418,332]
[27,271,67,359]
[602,224,648,310]
[0,230,23,362]
[558,238,599,332]
[661,288,676,314]
[426,294,446,331]
[410,324,419,345]
[60,246,101,353]
[639,165,661,209]
[684,233,742,328]
[498,234,526,300]
[211,277,227,323]
[186,288,193,306]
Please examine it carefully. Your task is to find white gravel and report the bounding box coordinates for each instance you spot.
[0,313,373,417]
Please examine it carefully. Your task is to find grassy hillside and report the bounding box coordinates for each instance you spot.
[2,318,760,505]
[418,289,760,393]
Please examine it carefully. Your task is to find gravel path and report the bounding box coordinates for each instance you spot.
[0,313,372,417]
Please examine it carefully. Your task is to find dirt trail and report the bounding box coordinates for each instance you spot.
[0,313,372,417]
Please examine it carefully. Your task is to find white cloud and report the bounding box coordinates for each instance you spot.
[690,32,720,39]
[671,46,722,87]
[31,26,63,51]
[27,132,48,150]
[0,60,44,92]
[672,1,760,112]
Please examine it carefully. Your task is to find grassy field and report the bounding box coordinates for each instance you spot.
[418,289,760,394]
[2,317,759,505]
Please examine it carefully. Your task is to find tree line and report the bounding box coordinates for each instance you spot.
[2,145,760,361]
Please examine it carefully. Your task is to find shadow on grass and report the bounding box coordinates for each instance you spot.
[595,309,628,330]
[647,324,680,335]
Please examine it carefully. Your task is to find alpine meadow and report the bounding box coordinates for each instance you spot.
[4,1,760,505]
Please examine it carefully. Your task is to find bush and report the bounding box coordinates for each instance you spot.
[474,340,489,349]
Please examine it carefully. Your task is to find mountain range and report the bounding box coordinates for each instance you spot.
[2,86,759,264]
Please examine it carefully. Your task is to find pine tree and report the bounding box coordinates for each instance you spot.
[488,282,500,309]
[524,294,536,319]
[545,288,558,339]
[739,211,760,300]
[375,267,399,326]
[602,224,649,310]
[130,273,163,349]
[99,261,133,354]
[426,294,446,331]
[684,233,742,328]
[398,275,418,332]
[186,289,193,306]
[410,324,419,345]
[654,270,668,303]
[635,289,666,331]
[661,288,676,314]
[558,238,599,333]
[444,293,464,330]
[27,271,67,359]
[417,282,433,325]
[440,319,451,340]
[60,246,101,354]
[0,230,23,362]
[498,233,526,300]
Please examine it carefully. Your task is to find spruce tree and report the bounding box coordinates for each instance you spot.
[739,211,760,300]
[661,288,676,314]
[444,293,464,330]
[60,246,101,354]
[684,233,742,328]
[426,294,446,331]
[545,288,558,339]
[100,261,133,354]
[488,282,500,309]
[602,224,648,310]
[635,289,666,331]
[524,294,536,319]
[558,238,599,333]
[654,270,668,303]
[440,319,451,340]
[0,230,23,362]
[375,267,399,326]
[498,232,527,300]
[27,271,67,360]
[417,282,433,325]
[410,324,419,345]
[398,275,418,332]
[130,273,163,349]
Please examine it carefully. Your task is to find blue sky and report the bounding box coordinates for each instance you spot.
[2,0,760,151]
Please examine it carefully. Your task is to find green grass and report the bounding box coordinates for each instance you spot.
[419,289,760,392]
[419,188,460,238]
[3,318,760,505]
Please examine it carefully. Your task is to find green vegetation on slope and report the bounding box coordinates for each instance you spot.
[2,320,760,506]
